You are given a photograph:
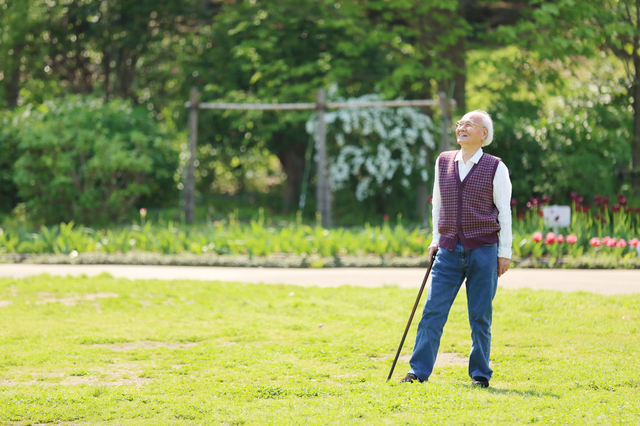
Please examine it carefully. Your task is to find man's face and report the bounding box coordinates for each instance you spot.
[456,113,487,147]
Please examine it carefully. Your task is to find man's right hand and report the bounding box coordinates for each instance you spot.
[428,245,438,262]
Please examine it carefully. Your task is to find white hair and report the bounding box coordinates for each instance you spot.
[466,110,494,146]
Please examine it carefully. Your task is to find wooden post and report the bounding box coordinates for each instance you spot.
[185,87,199,224]
[315,89,332,228]
[439,91,451,153]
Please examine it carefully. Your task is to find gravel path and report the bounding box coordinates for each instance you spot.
[1,264,639,295]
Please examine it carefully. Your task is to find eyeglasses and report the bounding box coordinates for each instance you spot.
[455,120,486,129]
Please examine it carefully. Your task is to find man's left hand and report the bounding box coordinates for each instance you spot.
[498,257,510,278]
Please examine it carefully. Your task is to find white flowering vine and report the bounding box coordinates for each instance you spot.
[306,87,435,201]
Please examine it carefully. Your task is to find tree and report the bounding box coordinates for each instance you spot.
[0,0,48,109]
[494,0,640,193]
[185,0,395,212]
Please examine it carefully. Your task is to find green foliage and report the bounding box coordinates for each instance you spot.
[0,275,639,423]
[9,96,178,224]
[485,59,632,204]
[2,0,640,223]
[0,210,431,258]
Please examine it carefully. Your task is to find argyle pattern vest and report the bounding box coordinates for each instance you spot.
[437,150,501,251]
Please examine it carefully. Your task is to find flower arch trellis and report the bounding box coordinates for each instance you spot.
[184,87,454,226]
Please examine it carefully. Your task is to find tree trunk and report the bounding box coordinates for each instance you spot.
[633,65,640,194]
[6,44,24,109]
[633,8,640,195]
[276,136,307,213]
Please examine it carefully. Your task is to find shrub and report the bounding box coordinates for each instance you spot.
[11,96,178,224]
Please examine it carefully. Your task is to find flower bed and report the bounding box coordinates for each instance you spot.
[0,194,638,268]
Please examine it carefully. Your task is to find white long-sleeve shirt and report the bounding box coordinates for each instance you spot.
[430,148,513,259]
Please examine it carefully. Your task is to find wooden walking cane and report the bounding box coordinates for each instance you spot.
[386,250,437,381]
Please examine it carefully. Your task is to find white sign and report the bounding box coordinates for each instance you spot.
[542,205,571,228]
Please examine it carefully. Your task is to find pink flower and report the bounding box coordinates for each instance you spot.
[556,234,565,244]
[601,236,611,245]
[383,214,389,221]
[629,238,639,248]
[566,234,578,244]
[606,238,617,248]
[616,239,627,248]
[139,208,147,217]
[544,232,556,245]
[532,232,543,243]
[416,237,423,243]
[589,237,601,247]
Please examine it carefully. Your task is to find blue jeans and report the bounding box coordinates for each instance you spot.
[409,241,498,381]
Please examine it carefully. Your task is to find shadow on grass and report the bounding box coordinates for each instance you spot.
[466,386,561,399]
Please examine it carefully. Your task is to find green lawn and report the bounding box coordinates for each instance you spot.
[0,274,638,425]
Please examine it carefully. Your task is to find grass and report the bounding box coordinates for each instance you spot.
[0,274,639,425]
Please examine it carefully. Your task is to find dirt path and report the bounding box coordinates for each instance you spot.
[1,264,639,295]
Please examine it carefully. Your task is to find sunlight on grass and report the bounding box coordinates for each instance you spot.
[0,273,638,424]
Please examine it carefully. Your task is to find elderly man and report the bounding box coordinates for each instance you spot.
[401,110,512,388]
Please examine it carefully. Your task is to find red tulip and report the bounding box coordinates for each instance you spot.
[612,204,621,212]
[557,234,565,244]
[383,214,389,221]
[616,239,627,248]
[629,238,639,248]
[589,237,601,247]
[606,238,617,247]
[566,234,578,244]
[545,232,556,245]
[532,232,543,243]
[510,198,518,207]
[542,196,550,204]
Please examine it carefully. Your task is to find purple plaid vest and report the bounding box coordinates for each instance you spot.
[437,150,501,251]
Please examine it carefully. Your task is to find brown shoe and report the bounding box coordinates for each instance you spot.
[400,373,424,383]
